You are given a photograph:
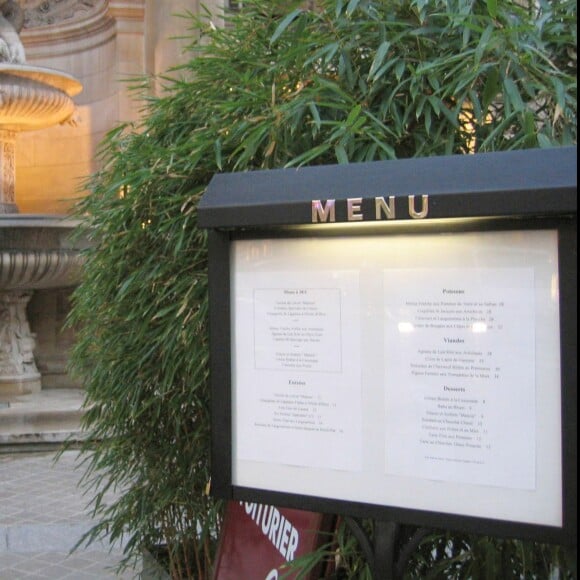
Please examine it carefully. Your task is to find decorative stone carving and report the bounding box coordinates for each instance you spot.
[0,0,26,63]
[0,290,41,393]
[22,0,104,28]
[0,130,15,212]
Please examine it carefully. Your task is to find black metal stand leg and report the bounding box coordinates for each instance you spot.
[372,520,399,579]
[345,518,399,580]
[345,517,431,579]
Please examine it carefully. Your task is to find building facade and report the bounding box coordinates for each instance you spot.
[12,0,226,390]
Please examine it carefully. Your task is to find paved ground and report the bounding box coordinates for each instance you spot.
[0,450,143,579]
[0,390,144,579]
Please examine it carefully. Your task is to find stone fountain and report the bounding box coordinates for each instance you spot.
[0,1,84,395]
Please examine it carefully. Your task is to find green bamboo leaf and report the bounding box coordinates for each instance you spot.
[427,95,442,115]
[213,138,222,170]
[351,115,366,132]
[440,101,460,127]
[524,111,535,136]
[482,68,500,114]
[308,102,321,132]
[395,60,406,81]
[370,57,398,83]
[427,74,440,92]
[424,105,432,134]
[151,305,176,320]
[346,0,361,16]
[335,143,349,164]
[368,40,391,80]
[468,90,483,123]
[286,143,332,167]
[475,24,494,64]
[486,0,498,18]
[462,23,471,48]
[416,95,426,119]
[503,78,525,112]
[551,77,566,109]
[270,8,302,44]
[346,104,362,126]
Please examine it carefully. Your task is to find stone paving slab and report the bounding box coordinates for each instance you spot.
[0,550,134,579]
[0,450,141,579]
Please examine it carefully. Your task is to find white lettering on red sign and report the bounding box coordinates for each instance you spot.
[241,502,300,562]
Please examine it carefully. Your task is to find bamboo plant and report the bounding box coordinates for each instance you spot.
[67,0,576,577]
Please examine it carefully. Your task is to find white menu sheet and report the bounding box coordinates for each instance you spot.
[232,257,363,471]
[383,268,536,489]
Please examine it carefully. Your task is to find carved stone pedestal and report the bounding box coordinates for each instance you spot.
[0,290,41,395]
[0,129,17,215]
[0,220,85,395]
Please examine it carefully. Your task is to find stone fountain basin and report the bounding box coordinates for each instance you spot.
[0,215,85,290]
[0,64,83,131]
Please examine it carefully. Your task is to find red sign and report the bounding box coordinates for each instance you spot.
[213,501,335,579]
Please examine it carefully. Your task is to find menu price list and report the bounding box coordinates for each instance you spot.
[384,268,536,490]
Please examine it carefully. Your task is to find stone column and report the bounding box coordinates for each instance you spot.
[0,129,18,214]
[0,290,41,395]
